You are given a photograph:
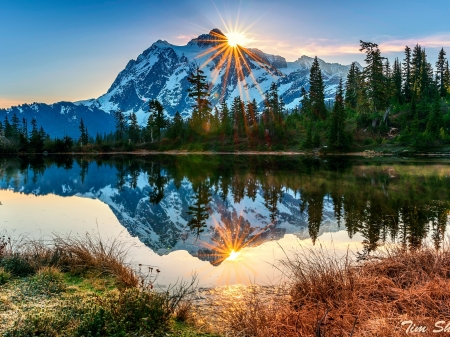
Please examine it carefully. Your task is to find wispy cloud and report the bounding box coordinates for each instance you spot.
[244,33,450,60]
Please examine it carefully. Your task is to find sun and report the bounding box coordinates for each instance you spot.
[225,32,247,47]
[226,249,241,261]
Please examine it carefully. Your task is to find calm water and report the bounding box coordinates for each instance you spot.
[1,155,449,287]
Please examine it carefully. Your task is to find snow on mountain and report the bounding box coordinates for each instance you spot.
[0,28,362,136]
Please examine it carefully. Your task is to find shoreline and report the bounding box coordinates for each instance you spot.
[9,149,449,157]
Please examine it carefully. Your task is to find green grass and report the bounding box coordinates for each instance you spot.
[0,234,209,336]
[1,272,212,337]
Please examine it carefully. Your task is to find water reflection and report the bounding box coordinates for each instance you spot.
[1,155,450,264]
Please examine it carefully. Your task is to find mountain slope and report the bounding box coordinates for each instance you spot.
[0,29,361,136]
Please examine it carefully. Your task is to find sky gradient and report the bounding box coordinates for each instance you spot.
[1,0,450,108]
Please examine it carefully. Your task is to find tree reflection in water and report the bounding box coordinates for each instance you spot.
[1,155,450,259]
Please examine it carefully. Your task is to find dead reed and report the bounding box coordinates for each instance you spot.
[201,243,450,337]
[0,233,139,287]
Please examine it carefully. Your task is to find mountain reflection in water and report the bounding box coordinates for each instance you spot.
[0,155,449,266]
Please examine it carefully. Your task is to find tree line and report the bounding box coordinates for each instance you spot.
[1,40,449,153]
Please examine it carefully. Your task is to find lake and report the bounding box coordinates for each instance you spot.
[0,154,449,288]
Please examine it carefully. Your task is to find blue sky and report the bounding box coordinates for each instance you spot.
[1,0,450,108]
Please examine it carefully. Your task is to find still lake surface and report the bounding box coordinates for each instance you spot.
[0,155,449,287]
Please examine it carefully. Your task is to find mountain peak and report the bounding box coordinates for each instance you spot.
[187,28,226,47]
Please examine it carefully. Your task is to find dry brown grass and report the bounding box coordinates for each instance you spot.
[0,233,139,288]
[199,244,450,337]
[52,233,139,288]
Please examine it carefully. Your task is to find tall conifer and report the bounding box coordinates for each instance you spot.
[308,57,327,120]
[436,48,447,98]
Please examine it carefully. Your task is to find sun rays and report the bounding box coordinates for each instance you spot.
[193,27,280,103]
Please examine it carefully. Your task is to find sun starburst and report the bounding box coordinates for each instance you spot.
[193,25,281,109]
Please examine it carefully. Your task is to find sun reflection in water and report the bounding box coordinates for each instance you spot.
[226,249,241,261]
[195,212,273,285]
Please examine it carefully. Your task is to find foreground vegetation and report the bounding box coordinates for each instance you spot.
[2,229,450,336]
[0,234,215,337]
[194,244,450,337]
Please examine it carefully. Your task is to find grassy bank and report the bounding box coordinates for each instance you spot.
[3,234,450,336]
[0,234,217,337]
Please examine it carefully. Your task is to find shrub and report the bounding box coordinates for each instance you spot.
[0,267,11,284]
[0,254,34,277]
[33,266,66,293]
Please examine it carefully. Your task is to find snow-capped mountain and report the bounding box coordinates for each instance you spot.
[0,29,361,138]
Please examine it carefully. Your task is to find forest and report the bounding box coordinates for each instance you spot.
[1,41,450,154]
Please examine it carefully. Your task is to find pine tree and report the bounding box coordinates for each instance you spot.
[79,118,88,146]
[303,122,313,149]
[128,112,140,143]
[426,95,443,138]
[10,113,20,139]
[383,59,394,103]
[344,62,360,109]
[3,116,13,139]
[148,99,168,142]
[245,99,258,137]
[359,41,386,112]
[169,111,184,140]
[21,118,28,137]
[403,46,413,103]
[114,109,127,141]
[436,48,447,98]
[392,58,403,104]
[308,56,327,119]
[299,87,310,115]
[328,79,347,149]
[231,96,245,138]
[410,97,419,135]
[29,118,44,152]
[187,67,212,134]
[219,100,232,136]
[444,61,450,95]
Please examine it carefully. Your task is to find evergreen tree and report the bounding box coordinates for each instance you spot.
[79,118,89,146]
[426,95,443,138]
[328,79,348,149]
[231,96,245,138]
[3,116,13,139]
[392,58,403,104]
[29,118,44,152]
[246,99,258,137]
[10,113,20,139]
[308,56,327,119]
[114,109,127,141]
[219,100,232,137]
[359,41,386,112]
[436,48,447,98]
[303,122,313,149]
[21,118,28,137]
[403,46,413,103]
[148,99,168,142]
[444,60,450,95]
[410,97,419,135]
[344,62,360,109]
[187,67,212,134]
[128,112,140,143]
[211,107,220,133]
[384,59,394,102]
[168,111,184,140]
[299,87,310,115]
